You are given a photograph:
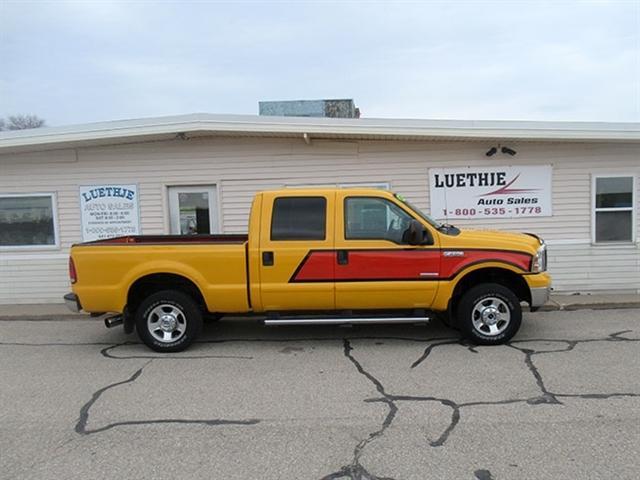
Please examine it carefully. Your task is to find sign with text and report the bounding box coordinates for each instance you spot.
[429,165,552,219]
[80,185,140,241]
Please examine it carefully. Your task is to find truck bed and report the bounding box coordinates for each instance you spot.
[70,235,250,314]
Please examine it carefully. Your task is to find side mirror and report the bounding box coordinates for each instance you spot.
[404,219,432,245]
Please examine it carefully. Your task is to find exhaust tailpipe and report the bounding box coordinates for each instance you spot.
[104,315,124,328]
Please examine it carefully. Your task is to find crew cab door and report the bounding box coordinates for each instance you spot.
[334,192,440,309]
[258,191,335,311]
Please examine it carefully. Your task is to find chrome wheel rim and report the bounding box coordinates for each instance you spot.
[147,304,187,343]
[471,297,510,336]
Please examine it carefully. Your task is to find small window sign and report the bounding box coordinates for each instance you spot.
[79,185,140,241]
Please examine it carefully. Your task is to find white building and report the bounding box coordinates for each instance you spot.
[0,113,638,304]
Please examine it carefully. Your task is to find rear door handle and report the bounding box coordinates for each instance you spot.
[337,250,349,265]
[262,251,274,266]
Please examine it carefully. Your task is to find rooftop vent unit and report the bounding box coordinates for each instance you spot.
[259,99,360,118]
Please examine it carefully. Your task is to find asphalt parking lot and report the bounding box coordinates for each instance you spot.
[1,308,639,480]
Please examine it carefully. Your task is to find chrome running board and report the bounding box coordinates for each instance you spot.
[264,316,431,326]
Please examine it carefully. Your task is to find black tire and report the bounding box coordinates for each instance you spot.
[135,290,202,352]
[456,283,521,345]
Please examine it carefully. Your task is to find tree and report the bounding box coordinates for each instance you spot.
[1,114,46,131]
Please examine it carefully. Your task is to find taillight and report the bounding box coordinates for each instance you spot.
[69,257,77,284]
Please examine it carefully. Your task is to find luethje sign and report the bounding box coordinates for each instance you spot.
[429,165,552,219]
[79,185,140,241]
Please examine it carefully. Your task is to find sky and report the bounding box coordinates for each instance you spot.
[0,0,639,126]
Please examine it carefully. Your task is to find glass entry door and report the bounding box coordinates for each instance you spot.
[168,186,218,235]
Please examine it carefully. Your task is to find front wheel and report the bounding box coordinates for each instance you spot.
[135,290,203,352]
[457,283,521,345]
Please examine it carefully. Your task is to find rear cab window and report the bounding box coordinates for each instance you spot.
[271,196,327,241]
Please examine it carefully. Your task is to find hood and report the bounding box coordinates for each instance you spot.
[440,228,542,255]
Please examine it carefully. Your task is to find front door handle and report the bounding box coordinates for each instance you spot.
[337,250,349,265]
[262,251,274,266]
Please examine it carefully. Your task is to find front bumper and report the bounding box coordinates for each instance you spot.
[64,293,82,313]
[525,272,552,310]
[530,286,550,308]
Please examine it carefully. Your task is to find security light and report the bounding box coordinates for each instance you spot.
[485,147,497,156]
[501,146,517,156]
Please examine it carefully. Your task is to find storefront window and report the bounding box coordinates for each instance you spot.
[177,192,210,234]
[593,176,635,243]
[0,194,57,247]
[168,186,218,235]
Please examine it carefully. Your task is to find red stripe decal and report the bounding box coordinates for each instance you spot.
[292,249,532,282]
[294,251,335,281]
[440,250,531,278]
[336,250,439,281]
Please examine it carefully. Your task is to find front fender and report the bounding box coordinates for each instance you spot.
[432,261,528,311]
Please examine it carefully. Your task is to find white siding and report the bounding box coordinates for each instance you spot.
[1,137,638,304]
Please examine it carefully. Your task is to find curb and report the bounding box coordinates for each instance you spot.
[538,302,640,312]
[0,314,87,321]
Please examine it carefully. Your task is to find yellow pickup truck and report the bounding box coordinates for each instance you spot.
[65,188,551,352]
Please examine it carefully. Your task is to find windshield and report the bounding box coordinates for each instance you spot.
[394,193,442,229]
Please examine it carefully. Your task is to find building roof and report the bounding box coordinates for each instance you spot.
[1,113,639,153]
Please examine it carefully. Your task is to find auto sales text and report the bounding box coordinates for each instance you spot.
[477,197,538,205]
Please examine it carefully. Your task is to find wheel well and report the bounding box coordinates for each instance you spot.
[449,268,530,316]
[127,273,206,315]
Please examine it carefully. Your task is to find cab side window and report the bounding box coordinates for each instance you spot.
[271,196,326,240]
[345,197,413,244]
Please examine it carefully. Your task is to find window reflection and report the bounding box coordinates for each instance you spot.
[0,196,56,246]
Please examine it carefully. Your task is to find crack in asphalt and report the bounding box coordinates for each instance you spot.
[410,339,461,368]
[320,339,398,480]
[75,360,260,435]
[3,323,639,478]
[83,417,261,434]
[322,340,467,480]
[508,330,640,403]
[319,329,640,479]
[506,343,561,405]
[99,342,253,360]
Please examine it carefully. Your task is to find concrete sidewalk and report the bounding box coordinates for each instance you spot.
[542,293,640,311]
[0,303,85,321]
[1,293,639,321]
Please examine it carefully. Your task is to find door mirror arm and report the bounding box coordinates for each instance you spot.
[422,227,434,246]
[405,219,433,246]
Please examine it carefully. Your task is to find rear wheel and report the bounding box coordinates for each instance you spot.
[457,283,521,345]
[135,290,202,352]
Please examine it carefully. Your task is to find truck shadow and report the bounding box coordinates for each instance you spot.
[198,315,459,344]
[99,316,463,359]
